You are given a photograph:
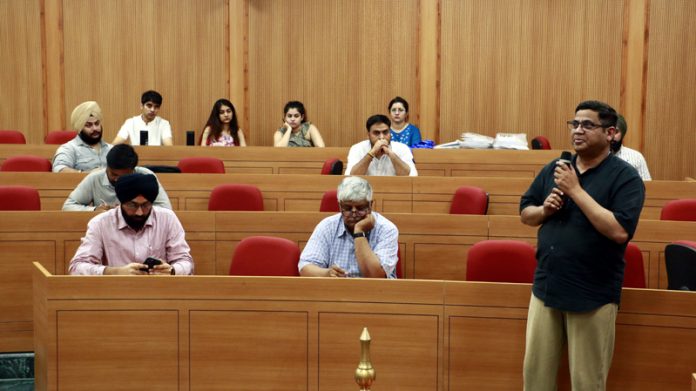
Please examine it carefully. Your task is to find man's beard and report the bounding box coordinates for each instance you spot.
[79,130,102,145]
[121,208,150,231]
[610,139,622,154]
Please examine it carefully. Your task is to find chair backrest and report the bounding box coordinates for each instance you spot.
[395,247,403,279]
[0,155,52,172]
[623,242,646,288]
[466,240,537,283]
[229,236,301,276]
[0,185,41,210]
[319,189,340,212]
[0,130,26,144]
[665,240,696,291]
[531,136,551,150]
[660,199,696,221]
[449,186,489,215]
[177,157,225,174]
[321,158,344,175]
[143,165,182,173]
[208,184,264,211]
[44,130,77,144]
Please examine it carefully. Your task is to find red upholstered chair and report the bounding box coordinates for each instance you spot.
[449,186,489,215]
[466,240,537,283]
[1,155,52,172]
[623,243,646,288]
[319,189,340,212]
[0,186,41,210]
[0,130,26,144]
[531,136,551,150]
[229,236,301,276]
[44,130,77,144]
[320,158,344,175]
[177,157,225,174]
[208,184,264,211]
[660,199,696,221]
[664,240,696,291]
[395,247,403,279]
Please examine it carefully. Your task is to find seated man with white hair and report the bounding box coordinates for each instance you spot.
[52,101,111,173]
[298,176,399,278]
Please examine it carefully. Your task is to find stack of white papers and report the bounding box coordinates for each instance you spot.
[459,132,495,149]
[492,133,529,150]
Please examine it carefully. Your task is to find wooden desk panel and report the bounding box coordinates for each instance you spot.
[2,211,694,353]
[3,172,693,221]
[34,265,696,391]
[0,144,560,177]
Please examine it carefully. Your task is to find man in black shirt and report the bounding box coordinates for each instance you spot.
[520,100,645,390]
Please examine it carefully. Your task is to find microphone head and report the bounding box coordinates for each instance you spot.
[559,151,572,165]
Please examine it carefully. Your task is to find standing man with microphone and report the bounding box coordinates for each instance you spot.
[520,100,645,390]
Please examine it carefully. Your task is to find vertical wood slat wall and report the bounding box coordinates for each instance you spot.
[0,0,694,180]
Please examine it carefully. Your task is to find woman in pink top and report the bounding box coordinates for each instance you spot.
[200,99,247,147]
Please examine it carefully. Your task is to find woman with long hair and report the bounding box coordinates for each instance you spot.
[201,99,246,147]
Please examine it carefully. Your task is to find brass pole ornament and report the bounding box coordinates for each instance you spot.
[354,327,376,390]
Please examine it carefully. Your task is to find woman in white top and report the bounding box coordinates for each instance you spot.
[273,101,325,147]
[200,99,247,147]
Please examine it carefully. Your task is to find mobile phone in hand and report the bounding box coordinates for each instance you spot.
[142,257,162,270]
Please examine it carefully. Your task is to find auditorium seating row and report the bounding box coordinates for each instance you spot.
[33,264,696,390]
[3,210,695,353]
[0,144,561,176]
[1,171,694,219]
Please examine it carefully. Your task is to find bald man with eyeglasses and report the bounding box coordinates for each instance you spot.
[298,176,399,278]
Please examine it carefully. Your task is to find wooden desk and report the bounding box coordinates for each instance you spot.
[0,144,560,177]
[34,263,696,391]
[3,211,695,353]
[1,171,693,219]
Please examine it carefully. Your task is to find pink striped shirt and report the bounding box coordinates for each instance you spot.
[69,206,194,275]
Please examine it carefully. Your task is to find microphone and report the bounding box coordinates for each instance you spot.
[559,151,572,166]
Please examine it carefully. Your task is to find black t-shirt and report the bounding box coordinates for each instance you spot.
[520,153,645,312]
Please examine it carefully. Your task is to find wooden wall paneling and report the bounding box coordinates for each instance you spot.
[418,0,441,142]
[619,0,649,152]
[156,0,229,145]
[41,0,66,133]
[248,0,420,148]
[0,0,44,143]
[229,0,249,135]
[63,0,155,141]
[644,0,696,180]
[440,0,623,150]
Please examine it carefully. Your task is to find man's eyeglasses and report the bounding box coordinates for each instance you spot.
[122,201,152,212]
[567,120,604,131]
[340,204,371,217]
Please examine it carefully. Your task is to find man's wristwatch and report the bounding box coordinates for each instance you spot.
[352,231,367,239]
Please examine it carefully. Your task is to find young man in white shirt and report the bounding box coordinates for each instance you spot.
[611,115,651,181]
[113,90,173,146]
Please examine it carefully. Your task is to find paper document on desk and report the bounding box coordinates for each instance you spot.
[459,132,494,149]
[492,133,529,150]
